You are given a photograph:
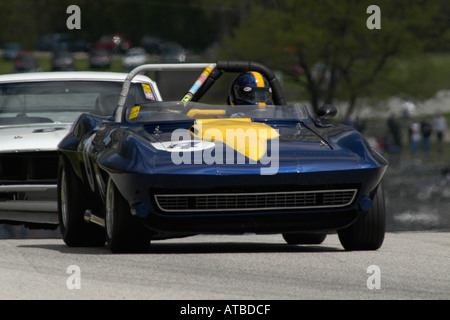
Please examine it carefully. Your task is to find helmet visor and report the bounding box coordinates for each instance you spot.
[236,86,272,103]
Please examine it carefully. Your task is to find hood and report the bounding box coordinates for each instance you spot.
[0,123,71,153]
[149,119,328,155]
[99,118,387,178]
[125,119,386,176]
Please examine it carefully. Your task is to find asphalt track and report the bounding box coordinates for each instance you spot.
[0,231,448,300]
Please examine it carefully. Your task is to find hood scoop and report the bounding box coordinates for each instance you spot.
[32,127,67,133]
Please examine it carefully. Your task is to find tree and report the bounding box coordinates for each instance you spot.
[217,0,450,115]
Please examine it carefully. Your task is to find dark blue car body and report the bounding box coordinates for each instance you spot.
[57,61,388,252]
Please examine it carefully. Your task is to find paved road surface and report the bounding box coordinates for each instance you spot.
[0,231,448,300]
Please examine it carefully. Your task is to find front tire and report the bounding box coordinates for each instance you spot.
[57,156,105,247]
[338,184,386,251]
[105,177,150,253]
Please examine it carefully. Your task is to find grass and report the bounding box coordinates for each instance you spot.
[0,59,14,74]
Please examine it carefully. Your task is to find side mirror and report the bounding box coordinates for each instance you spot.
[317,104,337,120]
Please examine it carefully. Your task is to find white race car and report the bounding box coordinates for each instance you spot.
[0,71,160,228]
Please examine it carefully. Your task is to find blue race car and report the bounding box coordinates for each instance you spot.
[57,61,388,252]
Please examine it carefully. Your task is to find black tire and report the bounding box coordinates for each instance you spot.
[57,156,105,247]
[338,184,386,251]
[105,177,150,253]
[282,232,327,245]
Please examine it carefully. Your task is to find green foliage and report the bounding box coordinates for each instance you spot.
[1,0,450,113]
[218,0,450,113]
[375,53,450,101]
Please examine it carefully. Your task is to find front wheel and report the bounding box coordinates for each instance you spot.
[105,177,150,253]
[338,184,386,251]
[57,156,105,247]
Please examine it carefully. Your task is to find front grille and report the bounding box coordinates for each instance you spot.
[0,151,58,183]
[154,189,357,213]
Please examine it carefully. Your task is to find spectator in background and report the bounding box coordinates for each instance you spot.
[354,116,365,133]
[344,113,355,127]
[409,122,421,155]
[421,119,432,157]
[345,114,365,133]
[387,116,402,151]
[433,113,447,154]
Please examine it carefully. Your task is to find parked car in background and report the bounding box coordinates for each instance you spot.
[72,39,90,52]
[35,33,72,52]
[122,47,148,72]
[140,35,162,54]
[3,43,22,60]
[51,50,75,71]
[0,71,160,229]
[94,34,131,53]
[89,49,111,69]
[14,51,39,73]
[160,41,187,62]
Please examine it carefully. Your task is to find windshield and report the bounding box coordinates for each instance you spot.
[0,81,150,125]
[126,101,309,123]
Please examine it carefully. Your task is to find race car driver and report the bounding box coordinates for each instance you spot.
[228,71,273,107]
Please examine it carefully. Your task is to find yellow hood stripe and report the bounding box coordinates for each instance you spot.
[191,118,279,161]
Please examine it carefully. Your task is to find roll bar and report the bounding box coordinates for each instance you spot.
[216,61,286,107]
[114,63,216,122]
[114,61,286,123]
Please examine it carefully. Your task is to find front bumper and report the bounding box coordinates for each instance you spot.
[139,206,360,235]
[0,184,58,225]
[110,167,386,235]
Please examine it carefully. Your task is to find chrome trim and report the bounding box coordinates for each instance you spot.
[0,184,56,192]
[0,200,57,212]
[0,184,58,213]
[0,122,72,129]
[154,189,357,213]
